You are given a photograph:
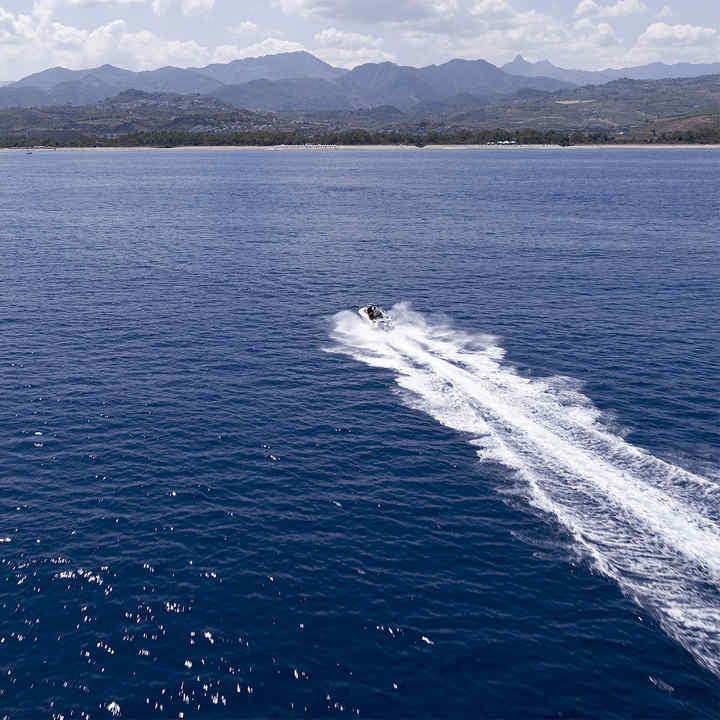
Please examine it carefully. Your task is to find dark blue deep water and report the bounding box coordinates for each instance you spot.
[1,147,719,719]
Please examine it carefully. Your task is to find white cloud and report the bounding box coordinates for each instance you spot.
[469,0,513,19]
[67,20,211,66]
[314,27,382,48]
[275,0,633,70]
[151,0,214,16]
[0,0,717,83]
[312,29,392,67]
[637,21,716,47]
[88,21,210,65]
[0,4,216,77]
[314,46,395,67]
[624,22,720,64]
[67,0,144,7]
[386,1,628,69]
[0,1,318,79]
[275,0,433,23]
[230,21,259,37]
[575,0,647,19]
[210,37,306,64]
[573,18,620,49]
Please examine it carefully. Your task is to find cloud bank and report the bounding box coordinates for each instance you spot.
[0,0,718,80]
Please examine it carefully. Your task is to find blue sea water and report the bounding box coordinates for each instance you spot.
[1,147,719,719]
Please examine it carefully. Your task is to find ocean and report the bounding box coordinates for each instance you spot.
[1,147,719,718]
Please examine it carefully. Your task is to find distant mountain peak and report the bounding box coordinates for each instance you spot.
[447,58,494,67]
[506,55,531,67]
[502,56,720,86]
[505,55,558,72]
[223,50,333,66]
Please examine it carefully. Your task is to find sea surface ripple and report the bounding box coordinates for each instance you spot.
[0,148,719,719]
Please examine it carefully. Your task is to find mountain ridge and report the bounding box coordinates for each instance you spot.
[189,50,345,85]
[3,51,720,116]
[0,52,572,112]
[503,55,720,86]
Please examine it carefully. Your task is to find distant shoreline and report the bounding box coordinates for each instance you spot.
[4,143,720,152]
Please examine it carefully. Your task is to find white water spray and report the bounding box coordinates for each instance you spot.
[328,303,720,677]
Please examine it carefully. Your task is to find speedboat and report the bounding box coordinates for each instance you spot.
[359,304,391,327]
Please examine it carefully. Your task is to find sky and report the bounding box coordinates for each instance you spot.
[0,0,718,80]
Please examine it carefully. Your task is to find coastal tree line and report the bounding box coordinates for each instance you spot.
[3,127,720,148]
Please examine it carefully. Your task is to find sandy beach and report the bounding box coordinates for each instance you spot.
[3,143,720,152]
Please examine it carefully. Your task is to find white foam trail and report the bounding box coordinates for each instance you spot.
[328,303,720,677]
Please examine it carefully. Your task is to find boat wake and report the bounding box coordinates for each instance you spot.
[328,303,720,678]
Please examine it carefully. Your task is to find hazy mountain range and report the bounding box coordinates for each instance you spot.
[3,50,720,116]
[0,52,572,112]
[2,50,720,126]
[4,72,720,142]
[503,55,720,86]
